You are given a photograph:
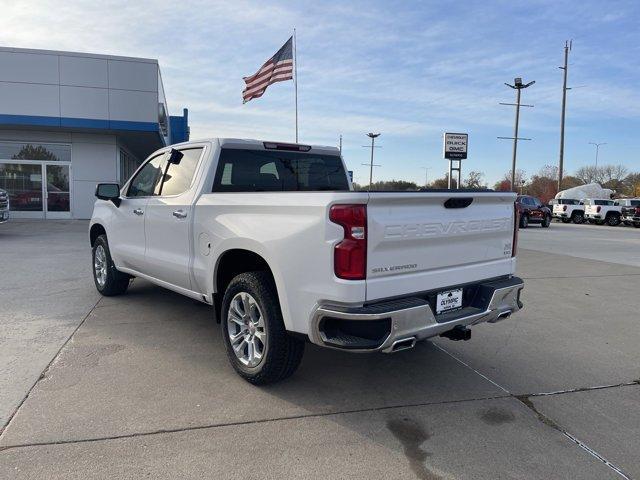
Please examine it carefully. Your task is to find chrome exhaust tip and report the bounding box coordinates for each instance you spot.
[489,310,513,323]
[389,337,417,352]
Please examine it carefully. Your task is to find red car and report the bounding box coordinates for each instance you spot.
[516,195,551,228]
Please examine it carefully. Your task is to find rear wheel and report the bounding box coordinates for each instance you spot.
[607,215,621,227]
[572,212,585,224]
[542,215,551,228]
[92,234,130,296]
[519,214,529,229]
[221,271,304,385]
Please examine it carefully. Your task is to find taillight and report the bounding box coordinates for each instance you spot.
[329,204,367,280]
[512,202,519,257]
[635,207,640,215]
[563,205,568,211]
[597,206,602,213]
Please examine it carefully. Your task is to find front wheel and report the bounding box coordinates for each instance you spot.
[221,271,304,385]
[542,215,551,228]
[519,214,529,229]
[92,234,130,296]
[634,223,640,228]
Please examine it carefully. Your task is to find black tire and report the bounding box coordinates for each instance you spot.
[561,218,571,224]
[606,215,621,227]
[92,234,130,296]
[541,215,551,228]
[221,271,304,385]
[572,213,585,224]
[634,223,640,228]
[519,214,529,229]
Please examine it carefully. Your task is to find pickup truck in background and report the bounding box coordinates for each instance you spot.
[89,139,524,384]
[584,198,621,226]
[552,198,585,224]
[619,198,640,227]
[0,188,9,224]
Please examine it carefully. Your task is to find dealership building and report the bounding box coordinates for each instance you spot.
[0,46,189,219]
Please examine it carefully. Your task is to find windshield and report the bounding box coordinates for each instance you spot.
[212,149,349,192]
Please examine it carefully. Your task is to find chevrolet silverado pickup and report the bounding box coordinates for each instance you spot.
[89,139,524,384]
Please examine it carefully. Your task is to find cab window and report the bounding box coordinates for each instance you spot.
[127,154,166,197]
[159,148,204,196]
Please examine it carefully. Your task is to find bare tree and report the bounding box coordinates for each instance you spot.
[575,165,602,184]
[464,171,486,189]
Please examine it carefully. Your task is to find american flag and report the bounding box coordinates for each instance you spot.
[242,37,294,103]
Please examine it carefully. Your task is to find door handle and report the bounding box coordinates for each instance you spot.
[133,208,144,216]
[172,210,187,219]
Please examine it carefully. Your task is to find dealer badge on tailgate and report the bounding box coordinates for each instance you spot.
[436,288,463,314]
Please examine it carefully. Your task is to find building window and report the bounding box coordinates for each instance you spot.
[0,142,71,162]
[119,149,142,185]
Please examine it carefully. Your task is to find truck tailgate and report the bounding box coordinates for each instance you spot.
[366,192,517,301]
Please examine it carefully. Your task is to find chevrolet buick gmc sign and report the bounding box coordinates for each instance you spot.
[443,132,468,159]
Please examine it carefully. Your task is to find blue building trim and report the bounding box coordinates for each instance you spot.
[169,108,190,144]
[0,114,61,127]
[0,113,159,133]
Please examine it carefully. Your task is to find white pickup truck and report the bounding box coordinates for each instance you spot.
[552,198,585,224]
[584,198,621,226]
[89,139,524,384]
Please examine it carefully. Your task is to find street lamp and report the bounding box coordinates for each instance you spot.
[588,142,606,168]
[499,77,535,191]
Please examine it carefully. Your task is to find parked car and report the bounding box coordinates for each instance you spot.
[516,195,551,228]
[89,139,525,384]
[618,198,640,227]
[552,198,585,224]
[0,188,9,223]
[584,198,621,226]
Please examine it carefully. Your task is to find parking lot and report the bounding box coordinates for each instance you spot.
[1,220,639,479]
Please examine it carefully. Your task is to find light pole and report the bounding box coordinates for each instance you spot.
[421,167,431,188]
[558,40,572,191]
[498,77,535,191]
[362,133,381,191]
[588,142,606,168]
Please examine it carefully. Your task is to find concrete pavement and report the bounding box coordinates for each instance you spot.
[0,219,638,479]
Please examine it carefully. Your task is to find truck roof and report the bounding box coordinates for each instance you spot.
[172,138,341,156]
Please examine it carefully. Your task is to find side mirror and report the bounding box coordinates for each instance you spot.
[95,183,121,207]
[168,148,184,165]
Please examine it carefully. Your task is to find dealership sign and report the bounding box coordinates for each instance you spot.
[443,132,468,160]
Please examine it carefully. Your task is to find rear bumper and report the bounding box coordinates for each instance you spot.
[310,276,524,353]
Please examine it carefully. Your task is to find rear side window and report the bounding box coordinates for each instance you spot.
[558,199,578,205]
[594,200,613,206]
[630,200,640,206]
[212,149,349,192]
[159,148,203,196]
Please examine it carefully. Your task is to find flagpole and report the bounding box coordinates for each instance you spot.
[293,28,299,143]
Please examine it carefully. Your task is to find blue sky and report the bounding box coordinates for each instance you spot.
[1,0,639,185]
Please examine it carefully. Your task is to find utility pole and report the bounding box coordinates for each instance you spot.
[588,141,606,168]
[362,133,381,191]
[558,40,572,191]
[421,167,431,188]
[498,77,535,191]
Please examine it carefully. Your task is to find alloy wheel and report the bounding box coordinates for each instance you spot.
[227,292,267,367]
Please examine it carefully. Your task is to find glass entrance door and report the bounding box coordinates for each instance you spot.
[44,164,71,218]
